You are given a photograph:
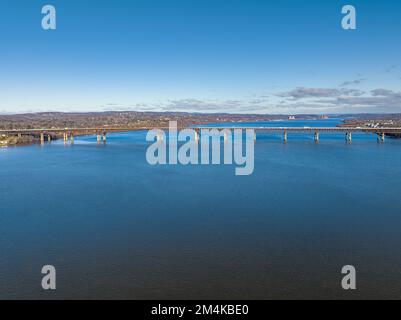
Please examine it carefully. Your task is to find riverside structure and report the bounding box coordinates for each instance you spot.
[1,126,400,145]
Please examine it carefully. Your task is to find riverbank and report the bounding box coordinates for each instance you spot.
[0,133,49,147]
[339,116,401,138]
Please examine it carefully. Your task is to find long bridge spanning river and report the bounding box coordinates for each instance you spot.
[1,126,401,144]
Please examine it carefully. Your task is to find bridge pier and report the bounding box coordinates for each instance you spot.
[194,130,199,143]
[224,131,229,142]
[377,132,385,143]
[254,131,257,142]
[97,134,101,144]
[102,133,107,143]
[346,132,352,143]
[48,135,51,143]
[283,130,288,143]
[314,131,319,143]
[40,132,45,145]
[70,133,74,144]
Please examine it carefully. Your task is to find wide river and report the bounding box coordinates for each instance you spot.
[1,119,401,299]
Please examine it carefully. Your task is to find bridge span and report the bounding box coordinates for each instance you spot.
[195,126,401,143]
[1,126,401,144]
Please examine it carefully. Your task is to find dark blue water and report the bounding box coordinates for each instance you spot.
[1,119,401,299]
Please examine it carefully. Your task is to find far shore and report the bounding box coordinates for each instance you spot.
[2,111,401,147]
[0,111,329,147]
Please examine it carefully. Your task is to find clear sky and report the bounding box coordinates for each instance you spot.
[0,0,401,114]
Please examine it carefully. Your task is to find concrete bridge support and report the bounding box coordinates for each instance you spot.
[40,132,45,145]
[194,130,199,143]
[70,133,74,144]
[346,132,352,143]
[224,131,229,142]
[63,133,68,144]
[48,135,51,143]
[377,132,385,143]
[314,131,319,143]
[102,133,107,143]
[97,134,101,144]
[283,130,288,143]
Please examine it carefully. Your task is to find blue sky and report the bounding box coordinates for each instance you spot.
[0,0,401,114]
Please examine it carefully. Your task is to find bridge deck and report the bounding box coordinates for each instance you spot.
[1,127,401,134]
[196,127,401,133]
